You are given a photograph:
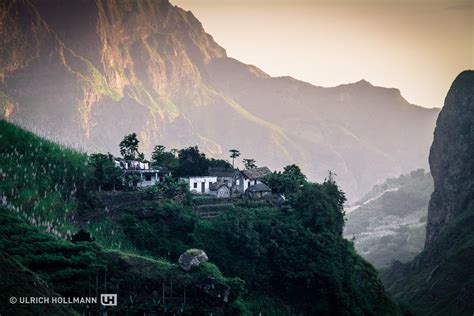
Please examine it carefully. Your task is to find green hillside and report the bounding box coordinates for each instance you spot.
[0,120,402,315]
[0,120,90,236]
[0,208,243,315]
[0,121,242,314]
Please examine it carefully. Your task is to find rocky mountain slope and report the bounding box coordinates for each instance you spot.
[424,70,474,247]
[0,0,439,200]
[382,70,474,315]
[344,169,433,268]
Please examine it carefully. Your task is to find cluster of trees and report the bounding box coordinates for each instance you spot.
[106,176,400,315]
[2,122,402,315]
[262,164,307,196]
[152,145,261,175]
[88,132,265,191]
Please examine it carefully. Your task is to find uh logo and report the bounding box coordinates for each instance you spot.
[100,294,117,306]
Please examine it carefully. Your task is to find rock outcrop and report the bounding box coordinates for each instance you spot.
[382,71,474,315]
[178,248,208,271]
[425,70,474,248]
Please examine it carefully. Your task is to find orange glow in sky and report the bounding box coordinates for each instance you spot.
[173,0,473,108]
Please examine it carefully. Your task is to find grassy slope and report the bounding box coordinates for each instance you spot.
[0,119,90,237]
[0,206,242,314]
[1,120,402,315]
[0,120,241,314]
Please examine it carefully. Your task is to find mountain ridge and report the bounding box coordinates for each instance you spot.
[0,0,439,200]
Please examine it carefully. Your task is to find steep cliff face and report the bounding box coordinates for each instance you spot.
[425,70,474,247]
[382,71,474,315]
[0,0,439,200]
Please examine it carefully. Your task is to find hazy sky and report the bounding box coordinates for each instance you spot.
[173,0,473,108]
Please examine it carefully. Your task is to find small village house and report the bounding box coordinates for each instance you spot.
[114,158,170,188]
[181,176,218,194]
[182,166,273,199]
[245,183,272,199]
[208,167,244,197]
[241,167,272,191]
[209,182,232,198]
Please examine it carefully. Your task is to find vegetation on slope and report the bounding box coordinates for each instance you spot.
[0,120,91,237]
[0,208,244,315]
[1,120,402,314]
[382,207,474,315]
[0,121,242,314]
[86,179,401,315]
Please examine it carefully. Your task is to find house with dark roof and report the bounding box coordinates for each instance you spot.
[245,183,272,199]
[183,166,273,199]
[208,167,244,196]
[241,167,272,192]
[209,182,232,198]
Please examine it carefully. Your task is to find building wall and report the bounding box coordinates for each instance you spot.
[243,178,261,191]
[188,176,217,194]
[136,172,160,188]
[232,173,245,195]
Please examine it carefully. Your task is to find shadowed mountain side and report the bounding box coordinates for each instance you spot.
[382,70,474,315]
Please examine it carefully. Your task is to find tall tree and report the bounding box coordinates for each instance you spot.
[151,145,178,170]
[283,164,307,185]
[229,149,240,168]
[174,146,209,177]
[209,158,232,168]
[243,158,257,170]
[119,133,142,160]
[89,153,122,191]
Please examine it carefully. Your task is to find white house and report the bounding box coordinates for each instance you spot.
[181,176,217,194]
[181,167,273,197]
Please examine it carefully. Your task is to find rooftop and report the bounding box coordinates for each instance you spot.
[246,183,271,192]
[208,167,238,177]
[209,182,230,191]
[241,167,272,180]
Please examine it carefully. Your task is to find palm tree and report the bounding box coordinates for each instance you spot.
[229,149,241,168]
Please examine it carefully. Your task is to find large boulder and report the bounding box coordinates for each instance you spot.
[178,249,208,271]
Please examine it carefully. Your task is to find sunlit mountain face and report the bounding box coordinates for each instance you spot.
[0,0,439,201]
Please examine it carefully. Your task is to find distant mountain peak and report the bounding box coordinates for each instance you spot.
[355,79,372,86]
